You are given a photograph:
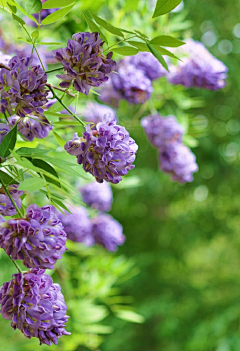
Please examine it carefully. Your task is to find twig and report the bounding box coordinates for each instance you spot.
[46,83,76,98]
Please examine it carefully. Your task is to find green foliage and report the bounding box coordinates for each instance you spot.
[153,0,182,18]
[25,0,42,15]
[0,125,17,158]
[42,4,75,25]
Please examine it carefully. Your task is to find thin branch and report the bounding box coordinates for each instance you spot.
[1,181,22,217]
[7,254,22,273]
[46,83,75,98]
[46,67,64,74]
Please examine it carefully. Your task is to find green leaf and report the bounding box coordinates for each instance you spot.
[82,12,108,45]
[152,0,182,18]
[29,158,61,188]
[150,35,185,47]
[25,0,42,14]
[43,0,75,9]
[12,14,25,25]
[42,3,75,25]
[18,177,45,191]
[127,41,149,51]
[16,147,51,157]
[154,45,180,60]
[36,41,63,45]
[7,2,16,13]
[112,46,139,56]
[53,131,65,148]
[91,12,124,38]
[0,170,19,185]
[51,198,71,213]
[47,95,74,113]
[115,310,145,324]
[10,0,38,24]
[134,30,148,39]
[0,125,17,158]
[31,29,39,39]
[147,43,169,71]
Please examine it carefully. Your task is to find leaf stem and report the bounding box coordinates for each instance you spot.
[46,83,75,98]
[48,86,86,127]
[46,67,64,74]
[22,25,45,70]
[104,35,137,52]
[1,180,22,217]
[7,254,22,273]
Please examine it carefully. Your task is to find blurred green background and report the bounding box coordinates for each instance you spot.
[1,0,240,350]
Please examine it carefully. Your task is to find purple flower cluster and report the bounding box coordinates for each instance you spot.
[141,114,198,183]
[0,185,23,216]
[100,52,166,106]
[0,121,10,142]
[91,214,125,252]
[0,268,70,345]
[167,39,228,90]
[0,56,48,117]
[82,102,117,124]
[52,32,116,95]
[80,181,113,212]
[58,205,94,245]
[0,204,67,269]
[9,114,52,141]
[64,116,138,184]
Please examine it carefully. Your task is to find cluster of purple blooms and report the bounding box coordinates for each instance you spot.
[59,181,125,252]
[52,32,116,95]
[82,102,117,124]
[100,52,166,106]
[141,114,198,183]
[0,184,23,216]
[167,39,228,90]
[64,115,138,184]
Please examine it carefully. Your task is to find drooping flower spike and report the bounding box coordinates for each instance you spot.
[65,116,138,184]
[80,181,113,212]
[52,32,116,95]
[0,268,70,345]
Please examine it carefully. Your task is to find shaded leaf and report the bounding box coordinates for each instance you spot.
[42,3,75,25]
[12,14,25,25]
[29,158,61,188]
[51,198,71,213]
[16,147,51,157]
[0,170,18,185]
[147,43,169,71]
[7,2,16,13]
[0,125,17,158]
[25,0,42,14]
[153,0,182,18]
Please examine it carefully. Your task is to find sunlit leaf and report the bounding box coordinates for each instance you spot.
[91,12,124,37]
[25,0,42,15]
[18,177,45,191]
[112,46,139,56]
[153,0,182,18]
[0,125,17,158]
[150,35,185,47]
[42,3,75,25]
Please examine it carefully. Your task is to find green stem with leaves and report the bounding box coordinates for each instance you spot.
[22,25,45,70]
[1,180,22,218]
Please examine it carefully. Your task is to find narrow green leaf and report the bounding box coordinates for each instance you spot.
[36,41,63,45]
[29,158,61,188]
[43,0,74,9]
[147,43,169,71]
[51,198,71,213]
[0,125,17,158]
[91,12,124,38]
[154,45,180,60]
[7,2,16,13]
[47,95,75,113]
[115,310,145,324]
[53,131,65,148]
[12,14,25,25]
[0,170,19,185]
[112,46,139,56]
[152,0,182,18]
[31,29,39,39]
[82,12,108,45]
[16,147,51,157]
[25,0,42,14]
[42,3,75,25]
[18,177,45,191]
[134,30,148,39]
[10,0,38,24]
[150,35,185,47]
[127,41,149,51]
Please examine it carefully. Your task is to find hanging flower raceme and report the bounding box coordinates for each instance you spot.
[58,205,94,245]
[82,102,117,124]
[111,62,153,104]
[159,143,199,183]
[64,116,138,184]
[80,181,113,212]
[141,114,198,183]
[0,56,49,117]
[167,39,228,90]
[141,114,184,148]
[0,204,67,269]
[99,79,122,108]
[91,214,125,251]
[9,114,52,141]
[0,268,70,346]
[52,32,116,95]
[124,52,167,81]
[0,185,24,216]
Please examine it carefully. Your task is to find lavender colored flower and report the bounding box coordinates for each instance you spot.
[167,39,228,90]
[124,52,167,81]
[0,121,10,142]
[141,114,184,148]
[83,102,117,124]
[111,62,153,104]
[0,204,67,269]
[159,143,198,183]
[58,205,94,245]
[0,56,49,117]
[52,32,116,95]
[0,268,70,345]
[80,181,113,212]
[99,79,122,108]
[91,214,125,251]
[64,116,138,184]
[0,185,24,216]
[9,114,52,141]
